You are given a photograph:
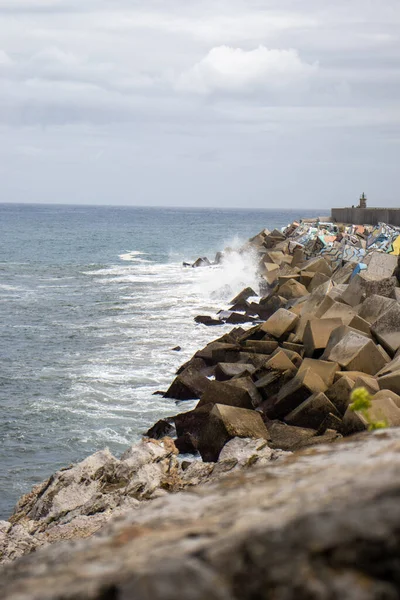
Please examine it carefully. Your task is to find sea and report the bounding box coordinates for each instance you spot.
[0,204,321,519]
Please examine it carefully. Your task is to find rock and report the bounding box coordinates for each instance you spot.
[278,279,309,300]
[174,405,214,453]
[196,404,270,462]
[281,341,304,356]
[322,327,387,376]
[255,369,290,402]
[192,257,211,268]
[214,362,256,381]
[372,389,400,407]
[303,317,343,357]
[317,412,344,434]
[224,312,256,325]
[217,437,277,468]
[371,303,400,356]
[2,431,400,599]
[222,376,263,409]
[229,287,257,306]
[194,315,222,326]
[285,392,340,429]
[378,371,400,395]
[214,251,224,264]
[325,375,355,415]
[197,380,254,410]
[343,398,400,434]
[171,346,182,352]
[297,358,340,387]
[260,308,299,339]
[145,419,175,439]
[164,365,211,400]
[273,368,327,419]
[257,294,287,319]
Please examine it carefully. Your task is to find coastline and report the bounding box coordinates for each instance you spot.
[1,215,400,597]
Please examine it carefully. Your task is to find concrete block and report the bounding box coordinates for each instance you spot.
[320,302,357,325]
[278,279,309,300]
[325,375,355,415]
[331,261,354,285]
[352,375,379,395]
[322,328,387,375]
[197,404,270,462]
[299,271,315,288]
[317,412,344,434]
[298,358,340,387]
[299,257,332,277]
[308,272,331,292]
[372,389,400,408]
[285,392,340,429]
[340,273,397,307]
[303,318,343,357]
[371,303,400,356]
[215,363,256,381]
[366,252,397,279]
[197,380,254,410]
[260,309,299,339]
[243,340,279,355]
[378,372,400,396]
[264,351,297,373]
[358,294,396,324]
[348,315,371,335]
[273,368,327,419]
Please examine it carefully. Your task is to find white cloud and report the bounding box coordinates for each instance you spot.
[176,45,318,94]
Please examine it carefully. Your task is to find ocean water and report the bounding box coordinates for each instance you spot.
[0,204,321,518]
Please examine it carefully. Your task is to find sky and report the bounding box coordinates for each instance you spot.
[0,0,399,209]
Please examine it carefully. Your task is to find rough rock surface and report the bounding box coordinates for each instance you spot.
[1,430,400,599]
[0,437,286,566]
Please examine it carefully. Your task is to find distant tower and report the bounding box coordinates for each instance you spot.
[359,192,367,209]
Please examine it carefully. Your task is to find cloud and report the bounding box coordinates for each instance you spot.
[175,45,318,94]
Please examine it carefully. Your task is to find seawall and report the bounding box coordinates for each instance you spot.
[331,207,400,226]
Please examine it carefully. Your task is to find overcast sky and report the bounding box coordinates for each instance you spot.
[0,0,399,208]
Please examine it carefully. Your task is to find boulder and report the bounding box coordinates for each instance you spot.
[347,314,371,335]
[273,368,327,419]
[260,309,299,339]
[272,346,303,368]
[322,327,387,376]
[331,261,355,285]
[297,358,340,387]
[196,404,270,462]
[197,380,254,410]
[284,392,340,429]
[371,303,400,356]
[255,370,293,403]
[303,317,343,357]
[196,342,240,365]
[299,256,332,276]
[145,419,175,440]
[223,376,263,408]
[353,375,379,395]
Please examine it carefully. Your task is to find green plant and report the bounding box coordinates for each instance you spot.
[349,387,388,431]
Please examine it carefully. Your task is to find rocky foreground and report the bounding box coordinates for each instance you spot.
[1,430,399,599]
[2,218,400,597]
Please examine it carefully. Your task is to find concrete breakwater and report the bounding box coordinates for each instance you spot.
[332,206,400,227]
[1,217,400,599]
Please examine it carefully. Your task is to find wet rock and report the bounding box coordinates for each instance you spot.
[229,287,257,306]
[214,362,255,381]
[145,419,175,440]
[164,365,211,400]
[266,421,317,451]
[192,257,211,268]
[242,340,279,354]
[194,315,222,326]
[297,358,340,387]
